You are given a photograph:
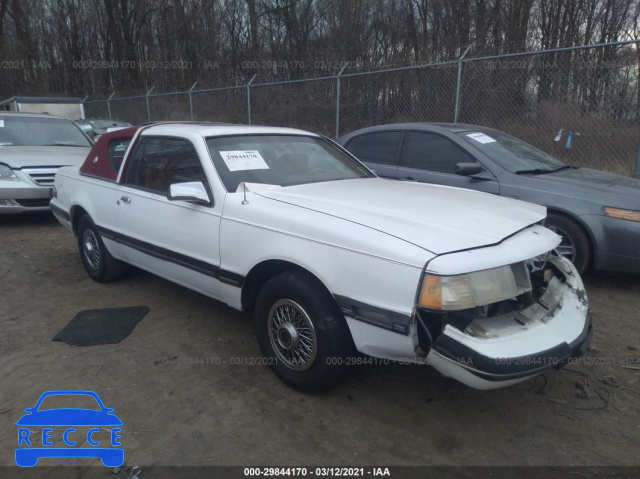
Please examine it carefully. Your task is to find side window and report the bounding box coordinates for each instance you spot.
[343,136,360,156]
[125,137,207,194]
[351,131,402,164]
[402,132,476,174]
[108,138,131,174]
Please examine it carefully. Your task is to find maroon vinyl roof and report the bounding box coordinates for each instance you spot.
[79,126,139,181]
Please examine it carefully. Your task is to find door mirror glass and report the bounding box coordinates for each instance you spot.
[455,162,482,176]
[168,182,212,206]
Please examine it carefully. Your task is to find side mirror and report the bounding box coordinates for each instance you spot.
[168,182,212,206]
[455,162,482,176]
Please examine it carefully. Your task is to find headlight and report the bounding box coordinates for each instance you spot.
[419,263,532,311]
[603,207,640,223]
[0,163,18,181]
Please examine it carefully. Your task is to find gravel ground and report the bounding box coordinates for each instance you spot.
[1,213,639,474]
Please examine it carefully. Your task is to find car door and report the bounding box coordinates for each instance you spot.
[397,131,500,194]
[343,131,404,178]
[115,135,226,301]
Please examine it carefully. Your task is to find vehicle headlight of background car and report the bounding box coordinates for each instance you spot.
[0,163,19,180]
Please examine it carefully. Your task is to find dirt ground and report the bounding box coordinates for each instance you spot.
[1,213,640,473]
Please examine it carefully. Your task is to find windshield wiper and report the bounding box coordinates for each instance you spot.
[550,165,577,172]
[42,143,84,147]
[515,165,576,175]
[515,168,553,175]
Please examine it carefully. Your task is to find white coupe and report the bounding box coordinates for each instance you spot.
[50,123,593,392]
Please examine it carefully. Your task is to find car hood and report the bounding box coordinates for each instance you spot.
[16,409,123,426]
[0,146,90,168]
[523,168,640,207]
[253,178,547,255]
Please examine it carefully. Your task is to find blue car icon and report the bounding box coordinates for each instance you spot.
[16,390,123,467]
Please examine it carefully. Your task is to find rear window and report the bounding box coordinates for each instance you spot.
[0,116,92,147]
[108,138,131,173]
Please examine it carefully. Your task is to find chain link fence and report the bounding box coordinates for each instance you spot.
[459,46,639,176]
[192,87,248,123]
[339,63,460,136]
[84,41,640,177]
[251,77,337,134]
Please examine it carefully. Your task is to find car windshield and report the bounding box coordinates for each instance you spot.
[206,134,372,192]
[37,394,101,411]
[458,129,566,173]
[0,116,92,147]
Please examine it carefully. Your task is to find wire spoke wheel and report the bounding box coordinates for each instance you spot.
[82,228,101,271]
[77,215,126,283]
[255,271,355,391]
[268,299,317,371]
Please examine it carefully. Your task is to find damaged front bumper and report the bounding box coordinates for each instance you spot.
[424,256,592,390]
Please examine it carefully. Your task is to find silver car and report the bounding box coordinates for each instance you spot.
[338,123,640,275]
[0,112,92,213]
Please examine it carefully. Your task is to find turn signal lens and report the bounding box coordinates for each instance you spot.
[603,207,640,223]
[419,275,442,309]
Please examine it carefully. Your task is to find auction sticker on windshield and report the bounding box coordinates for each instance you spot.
[220,150,269,171]
[467,132,496,144]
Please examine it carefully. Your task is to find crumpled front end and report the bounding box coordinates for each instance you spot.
[420,255,592,390]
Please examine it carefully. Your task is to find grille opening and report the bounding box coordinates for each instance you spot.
[15,198,51,208]
[21,167,60,186]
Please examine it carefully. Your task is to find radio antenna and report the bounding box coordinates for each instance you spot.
[242,183,249,205]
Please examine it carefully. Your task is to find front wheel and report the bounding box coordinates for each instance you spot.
[77,215,126,283]
[254,271,355,392]
[545,213,592,275]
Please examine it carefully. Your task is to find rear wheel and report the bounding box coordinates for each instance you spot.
[545,212,592,274]
[254,270,354,392]
[77,215,126,282]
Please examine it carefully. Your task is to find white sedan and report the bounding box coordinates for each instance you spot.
[50,123,592,392]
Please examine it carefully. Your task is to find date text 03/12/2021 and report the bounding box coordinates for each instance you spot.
[244,467,391,476]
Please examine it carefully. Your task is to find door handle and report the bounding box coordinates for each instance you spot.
[119,196,131,204]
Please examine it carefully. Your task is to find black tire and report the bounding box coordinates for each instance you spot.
[254,270,355,392]
[77,215,126,283]
[546,212,592,274]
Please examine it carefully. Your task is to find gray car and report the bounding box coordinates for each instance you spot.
[0,112,92,213]
[75,119,132,140]
[338,123,640,275]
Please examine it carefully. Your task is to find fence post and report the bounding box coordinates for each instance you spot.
[635,136,640,179]
[246,75,257,125]
[454,45,472,123]
[145,87,155,122]
[335,64,348,139]
[82,95,89,119]
[188,82,198,121]
[106,92,115,120]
